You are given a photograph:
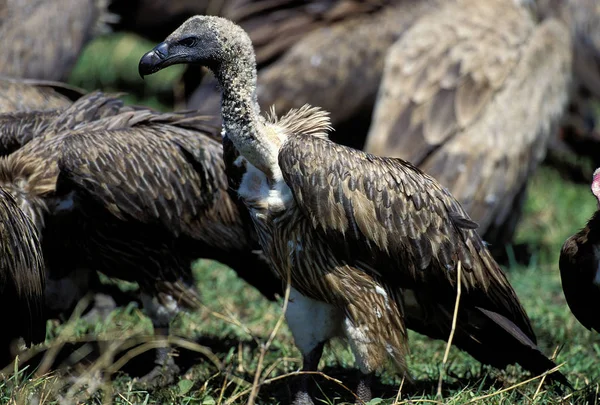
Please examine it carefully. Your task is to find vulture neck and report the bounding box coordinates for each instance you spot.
[213,52,281,180]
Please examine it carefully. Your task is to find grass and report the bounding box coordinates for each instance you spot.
[3,34,600,404]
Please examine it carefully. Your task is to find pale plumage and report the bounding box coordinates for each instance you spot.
[139,15,570,403]
[0,0,114,81]
[538,0,600,179]
[364,0,572,248]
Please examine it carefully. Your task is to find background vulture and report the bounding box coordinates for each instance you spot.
[364,0,572,253]
[0,0,114,81]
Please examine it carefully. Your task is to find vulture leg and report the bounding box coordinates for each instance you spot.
[45,268,97,320]
[292,341,325,405]
[286,288,342,405]
[137,288,189,387]
[45,268,126,324]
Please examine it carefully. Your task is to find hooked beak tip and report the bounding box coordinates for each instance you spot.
[138,42,170,79]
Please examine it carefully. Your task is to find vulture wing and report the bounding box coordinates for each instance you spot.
[364,0,572,243]
[278,134,570,384]
[43,91,126,135]
[0,187,45,360]
[0,92,126,155]
[52,123,226,240]
[0,78,81,113]
[0,110,62,155]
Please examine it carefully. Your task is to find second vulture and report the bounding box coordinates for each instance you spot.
[0,92,281,383]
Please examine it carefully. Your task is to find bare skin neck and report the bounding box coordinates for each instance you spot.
[212,50,281,179]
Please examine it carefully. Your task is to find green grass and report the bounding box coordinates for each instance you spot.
[3,35,600,404]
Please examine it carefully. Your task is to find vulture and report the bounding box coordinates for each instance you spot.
[559,168,600,333]
[0,0,114,81]
[0,187,45,366]
[0,92,281,384]
[364,0,573,252]
[139,15,570,403]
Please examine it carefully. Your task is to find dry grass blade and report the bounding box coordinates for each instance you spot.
[246,270,292,405]
[436,260,462,398]
[532,345,560,402]
[394,376,405,404]
[464,363,566,404]
[35,295,94,376]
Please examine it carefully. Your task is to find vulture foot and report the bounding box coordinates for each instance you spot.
[291,341,324,405]
[135,347,180,389]
[292,390,315,405]
[355,373,373,404]
[80,293,119,324]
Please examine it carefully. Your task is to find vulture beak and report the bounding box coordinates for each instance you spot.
[138,42,171,79]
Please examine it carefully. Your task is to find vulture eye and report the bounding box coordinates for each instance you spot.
[179,37,197,47]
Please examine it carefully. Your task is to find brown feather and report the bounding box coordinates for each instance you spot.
[0,78,80,113]
[0,186,45,364]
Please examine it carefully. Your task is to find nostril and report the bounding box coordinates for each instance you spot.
[155,42,169,58]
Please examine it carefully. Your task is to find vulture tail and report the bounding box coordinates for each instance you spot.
[0,188,45,366]
[474,307,572,389]
[404,293,572,389]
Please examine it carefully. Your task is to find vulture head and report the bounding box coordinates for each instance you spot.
[139,15,255,78]
[592,167,600,207]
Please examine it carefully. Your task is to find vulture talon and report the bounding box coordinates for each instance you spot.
[135,348,181,389]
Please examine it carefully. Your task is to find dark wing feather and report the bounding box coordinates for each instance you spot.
[0,187,45,357]
[365,0,572,242]
[53,124,224,239]
[0,92,130,155]
[279,134,534,339]
[0,110,62,155]
[43,91,126,135]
